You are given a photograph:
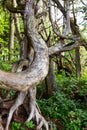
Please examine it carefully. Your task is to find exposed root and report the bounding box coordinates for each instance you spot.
[0,124,4,130]
[5,60,28,130]
[0,116,4,130]
[25,87,49,130]
[35,107,49,130]
[26,104,49,130]
[5,59,49,130]
[5,87,49,130]
[26,103,49,130]
[5,91,27,130]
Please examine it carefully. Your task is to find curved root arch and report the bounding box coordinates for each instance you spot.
[5,59,49,130]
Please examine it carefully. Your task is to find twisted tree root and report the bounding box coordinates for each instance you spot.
[5,88,49,130]
[5,60,49,130]
[5,91,27,130]
[25,87,49,130]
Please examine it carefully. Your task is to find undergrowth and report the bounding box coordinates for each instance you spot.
[37,75,87,130]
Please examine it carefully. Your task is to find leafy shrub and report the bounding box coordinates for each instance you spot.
[26,121,35,129]
[38,76,87,130]
[12,122,24,130]
[12,121,35,130]
[0,60,12,71]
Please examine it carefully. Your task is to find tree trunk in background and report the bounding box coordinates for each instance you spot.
[57,54,63,74]
[13,0,21,44]
[45,58,57,98]
[9,13,14,60]
[75,47,81,77]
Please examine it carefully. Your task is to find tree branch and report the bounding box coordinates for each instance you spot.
[49,40,82,55]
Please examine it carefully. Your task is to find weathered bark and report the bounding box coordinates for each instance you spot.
[0,0,49,91]
[48,41,82,56]
[0,0,85,91]
[3,1,49,130]
[5,58,49,130]
[0,39,82,91]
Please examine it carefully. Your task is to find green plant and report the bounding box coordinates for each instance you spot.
[0,60,12,71]
[12,122,24,130]
[10,90,17,99]
[26,121,35,129]
[38,76,87,130]
[52,124,57,130]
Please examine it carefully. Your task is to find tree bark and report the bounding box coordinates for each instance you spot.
[0,0,49,91]
[75,47,81,77]
[45,58,57,98]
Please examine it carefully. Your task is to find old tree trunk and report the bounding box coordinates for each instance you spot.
[0,0,86,130]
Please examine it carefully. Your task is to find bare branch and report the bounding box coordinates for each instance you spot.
[49,40,82,55]
[49,0,67,39]
[49,0,75,40]
[52,0,80,37]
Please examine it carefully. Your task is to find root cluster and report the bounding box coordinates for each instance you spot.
[5,59,49,130]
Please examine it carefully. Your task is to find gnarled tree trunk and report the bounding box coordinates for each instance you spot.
[0,0,49,130]
[0,0,49,91]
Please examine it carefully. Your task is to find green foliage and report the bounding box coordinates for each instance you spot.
[0,5,20,61]
[51,123,57,130]
[0,89,17,99]
[12,121,35,130]
[0,7,10,59]
[38,76,87,130]
[53,125,57,130]
[36,0,40,3]
[0,8,9,40]
[26,121,35,129]
[56,75,87,98]
[0,60,12,71]
[12,122,24,130]
[10,90,17,99]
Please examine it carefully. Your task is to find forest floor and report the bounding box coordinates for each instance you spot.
[0,99,65,130]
